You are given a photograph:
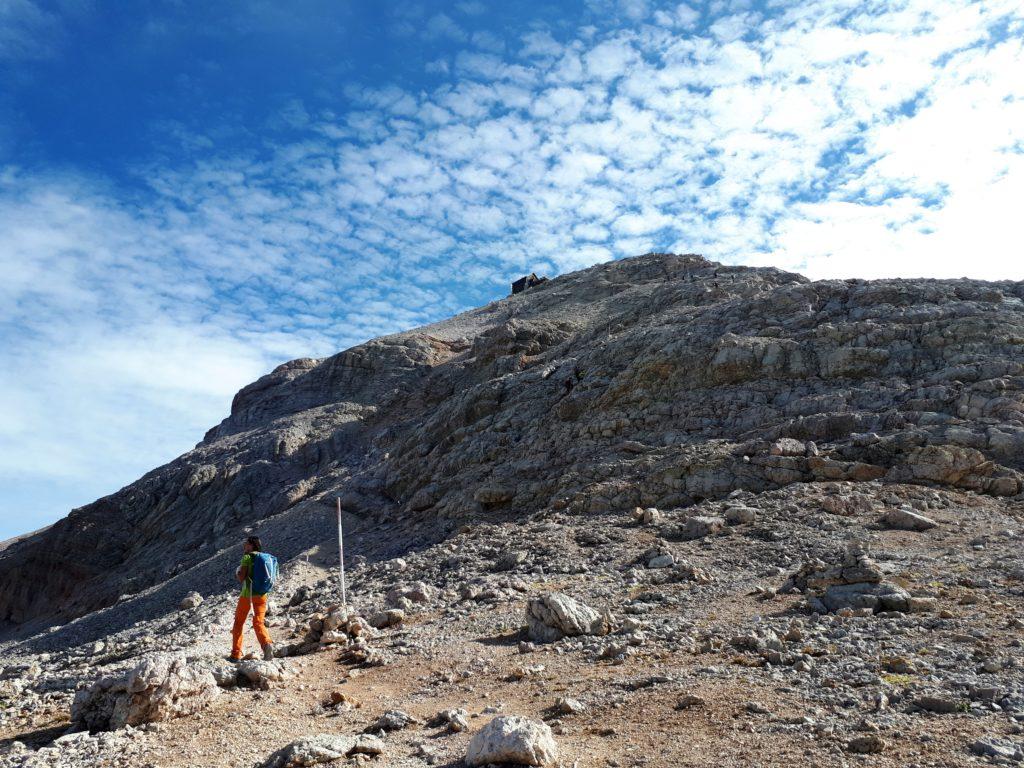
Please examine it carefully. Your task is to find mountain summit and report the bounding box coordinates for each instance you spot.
[3,253,1022,634]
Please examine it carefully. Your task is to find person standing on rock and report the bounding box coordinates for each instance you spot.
[229,536,277,662]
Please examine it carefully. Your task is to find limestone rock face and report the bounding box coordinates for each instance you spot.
[465,715,558,766]
[527,593,608,643]
[3,252,1024,630]
[70,654,219,730]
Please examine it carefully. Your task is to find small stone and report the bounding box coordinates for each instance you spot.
[372,709,418,732]
[647,553,675,569]
[494,550,529,571]
[368,609,405,629]
[638,507,662,524]
[179,592,203,610]
[675,695,706,710]
[724,506,756,525]
[882,508,938,531]
[328,690,360,709]
[322,608,348,632]
[847,735,886,754]
[554,697,586,715]
[526,593,608,643]
[971,738,1023,761]
[915,694,961,714]
[432,707,470,732]
[682,516,725,540]
[319,630,348,644]
[237,660,286,688]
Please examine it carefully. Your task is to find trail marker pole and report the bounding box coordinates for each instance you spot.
[336,497,347,609]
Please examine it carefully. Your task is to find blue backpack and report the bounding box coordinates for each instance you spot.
[249,552,279,595]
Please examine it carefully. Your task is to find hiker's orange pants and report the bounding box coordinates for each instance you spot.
[231,595,272,658]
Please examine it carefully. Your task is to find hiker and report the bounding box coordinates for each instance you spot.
[229,536,278,662]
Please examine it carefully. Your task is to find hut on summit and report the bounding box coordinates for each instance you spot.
[511,273,548,295]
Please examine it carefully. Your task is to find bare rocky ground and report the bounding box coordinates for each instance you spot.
[3,480,1024,767]
[2,253,1024,766]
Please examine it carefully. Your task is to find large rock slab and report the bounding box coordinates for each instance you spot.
[526,593,608,643]
[466,716,558,766]
[785,548,923,615]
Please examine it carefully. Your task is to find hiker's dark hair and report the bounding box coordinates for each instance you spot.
[246,536,262,552]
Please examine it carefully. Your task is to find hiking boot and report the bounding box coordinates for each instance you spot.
[226,656,242,664]
[262,643,275,661]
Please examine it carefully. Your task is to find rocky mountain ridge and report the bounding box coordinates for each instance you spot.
[2,253,1023,634]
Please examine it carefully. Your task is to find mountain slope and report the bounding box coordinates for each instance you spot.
[2,253,1023,633]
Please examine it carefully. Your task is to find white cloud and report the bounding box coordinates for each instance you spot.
[674,3,701,29]
[586,0,650,22]
[424,13,467,42]
[520,30,563,60]
[456,1,487,15]
[573,222,609,241]
[584,38,639,82]
[531,86,589,122]
[425,58,450,75]
[471,30,505,53]
[612,208,675,236]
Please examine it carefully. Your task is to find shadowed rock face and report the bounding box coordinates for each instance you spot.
[3,253,1023,630]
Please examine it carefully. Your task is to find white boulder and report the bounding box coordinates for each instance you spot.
[526,593,608,643]
[466,715,558,766]
[71,654,219,730]
[883,507,938,531]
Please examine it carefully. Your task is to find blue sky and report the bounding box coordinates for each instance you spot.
[1,0,1022,540]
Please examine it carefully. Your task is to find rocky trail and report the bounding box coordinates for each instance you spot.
[2,253,1024,767]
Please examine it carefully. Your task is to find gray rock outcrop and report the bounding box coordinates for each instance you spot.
[785,548,919,614]
[260,734,384,768]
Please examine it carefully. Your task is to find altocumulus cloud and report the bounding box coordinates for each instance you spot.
[1,0,1023,536]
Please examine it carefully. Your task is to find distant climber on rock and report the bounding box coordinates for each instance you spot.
[229,536,278,663]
